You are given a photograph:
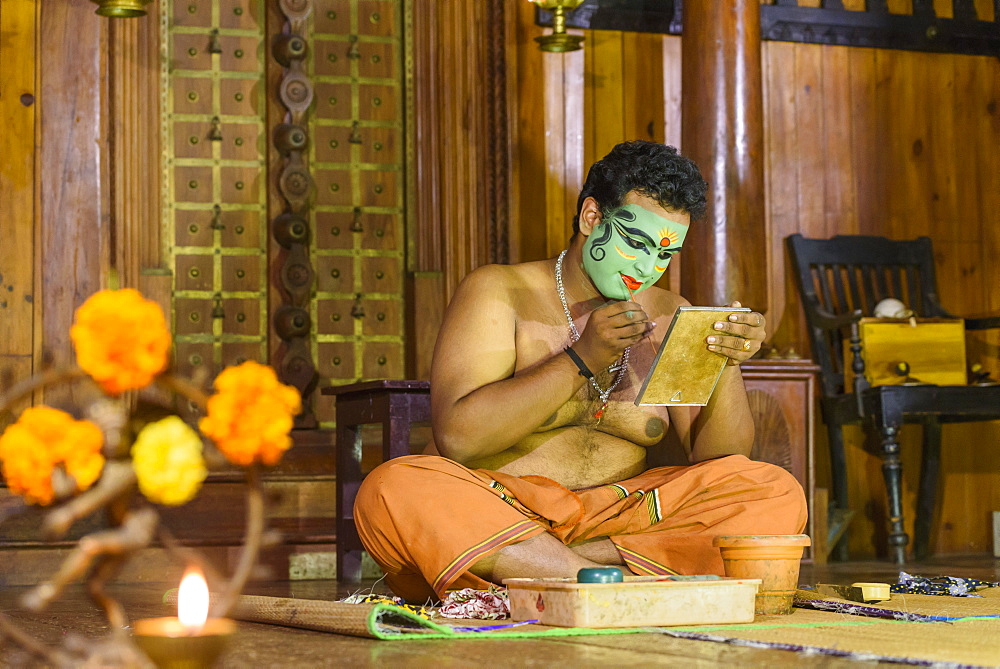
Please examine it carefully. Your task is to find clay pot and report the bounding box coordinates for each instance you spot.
[712,534,811,615]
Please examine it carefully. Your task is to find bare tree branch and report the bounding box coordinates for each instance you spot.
[211,465,265,618]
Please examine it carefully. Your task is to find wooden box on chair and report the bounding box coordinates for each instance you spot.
[844,317,966,388]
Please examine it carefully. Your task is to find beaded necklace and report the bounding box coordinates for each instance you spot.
[555,249,630,421]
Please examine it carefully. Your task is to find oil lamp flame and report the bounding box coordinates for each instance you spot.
[177,568,209,630]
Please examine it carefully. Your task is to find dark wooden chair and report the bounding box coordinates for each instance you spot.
[786,233,1000,563]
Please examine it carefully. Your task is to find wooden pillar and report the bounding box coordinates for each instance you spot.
[680,0,766,311]
[411,0,511,295]
[108,16,165,307]
[407,0,514,378]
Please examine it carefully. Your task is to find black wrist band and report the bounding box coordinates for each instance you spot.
[564,347,594,379]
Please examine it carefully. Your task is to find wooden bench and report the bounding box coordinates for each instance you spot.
[321,380,431,582]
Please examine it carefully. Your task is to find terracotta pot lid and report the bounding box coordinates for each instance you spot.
[712,534,811,548]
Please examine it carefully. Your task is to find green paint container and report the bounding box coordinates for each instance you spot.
[576,567,624,583]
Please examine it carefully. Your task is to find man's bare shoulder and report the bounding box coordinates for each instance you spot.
[461,260,551,284]
[454,260,553,302]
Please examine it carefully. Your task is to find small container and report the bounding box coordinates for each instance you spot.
[712,534,811,615]
[576,567,624,583]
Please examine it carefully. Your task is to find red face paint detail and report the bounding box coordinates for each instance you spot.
[621,274,641,291]
[660,238,670,247]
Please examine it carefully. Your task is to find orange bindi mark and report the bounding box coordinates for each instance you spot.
[659,228,680,248]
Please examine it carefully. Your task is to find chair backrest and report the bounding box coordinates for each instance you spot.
[786,234,948,398]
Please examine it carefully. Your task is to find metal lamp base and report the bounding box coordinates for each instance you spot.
[534,33,585,53]
[91,0,152,17]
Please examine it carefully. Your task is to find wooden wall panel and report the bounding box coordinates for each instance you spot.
[542,47,585,259]
[661,36,682,292]
[763,41,801,352]
[926,56,959,238]
[819,46,857,239]
[584,31,665,177]
[584,31,624,170]
[510,0,584,262]
[515,27,670,264]
[847,49,880,239]
[38,0,109,396]
[622,33,666,147]
[791,42,825,237]
[0,0,37,416]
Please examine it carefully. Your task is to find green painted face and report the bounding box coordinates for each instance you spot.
[581,203,689,300]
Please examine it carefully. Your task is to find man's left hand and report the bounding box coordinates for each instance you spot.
[706,301,765,366]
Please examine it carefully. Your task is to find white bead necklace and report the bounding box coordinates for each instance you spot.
[555,249,630,421]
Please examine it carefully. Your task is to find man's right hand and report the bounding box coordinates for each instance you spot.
[571,300,652,372]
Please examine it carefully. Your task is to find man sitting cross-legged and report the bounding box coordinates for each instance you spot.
[354,140,807,602]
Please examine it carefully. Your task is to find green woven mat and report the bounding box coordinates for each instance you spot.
[368,603,643,640]
[374,589,1000,665]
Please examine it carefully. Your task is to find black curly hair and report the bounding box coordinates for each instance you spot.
[573,141,708,234]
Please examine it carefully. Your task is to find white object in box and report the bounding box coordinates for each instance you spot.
[503,575,761,628]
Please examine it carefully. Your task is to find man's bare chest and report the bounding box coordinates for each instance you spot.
[514,318,668,447]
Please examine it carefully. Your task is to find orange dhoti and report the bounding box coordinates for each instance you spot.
[354,454,807,602]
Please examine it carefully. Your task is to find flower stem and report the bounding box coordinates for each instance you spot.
[211,465,265,618]
[0,366,88,416]
[154,372,210,411]
[43,462,138,539]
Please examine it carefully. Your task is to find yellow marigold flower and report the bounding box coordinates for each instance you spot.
[131,416,207,506]
[0,406,105,506]
[70,288,172,395]
[199,361,302,466]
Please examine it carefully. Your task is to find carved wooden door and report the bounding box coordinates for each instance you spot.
[162,0,410,427]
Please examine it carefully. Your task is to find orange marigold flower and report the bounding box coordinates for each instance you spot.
[70,288,172,395]
[198,361,302,466]
[0,406,105,506]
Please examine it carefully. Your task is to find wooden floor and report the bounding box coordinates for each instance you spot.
[2,554,999,667]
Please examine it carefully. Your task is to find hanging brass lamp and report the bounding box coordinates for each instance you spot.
[90,0,153,18]
[530,0,586,53]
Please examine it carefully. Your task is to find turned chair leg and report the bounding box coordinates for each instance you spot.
[827,422,851,561]
[876,421,909,564]
[336,420,364,583]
